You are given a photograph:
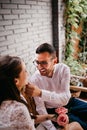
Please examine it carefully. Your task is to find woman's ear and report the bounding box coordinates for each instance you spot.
[14,78,19,86]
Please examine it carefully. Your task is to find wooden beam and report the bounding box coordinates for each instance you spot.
[70,86,87,92]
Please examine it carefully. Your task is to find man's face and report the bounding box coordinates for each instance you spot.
[34,52,57,77]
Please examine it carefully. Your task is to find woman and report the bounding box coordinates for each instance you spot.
[0,55,83,130]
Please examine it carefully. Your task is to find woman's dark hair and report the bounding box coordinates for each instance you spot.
[0,55,27,106]
[36,43,56,58]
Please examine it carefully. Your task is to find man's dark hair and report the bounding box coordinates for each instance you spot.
[36,43,56,57]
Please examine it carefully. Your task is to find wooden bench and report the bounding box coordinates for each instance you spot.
[70,74,87,98]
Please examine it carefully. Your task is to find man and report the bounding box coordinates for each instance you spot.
[25,43,86,130]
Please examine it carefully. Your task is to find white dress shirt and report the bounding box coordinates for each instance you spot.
[30,63,71,130]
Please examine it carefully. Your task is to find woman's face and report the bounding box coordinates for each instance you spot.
[15,61,28,91]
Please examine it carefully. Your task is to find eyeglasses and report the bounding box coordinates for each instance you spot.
[33,59,53,67]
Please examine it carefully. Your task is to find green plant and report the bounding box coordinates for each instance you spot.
[78,52,87,63]
[63,56,85,76]
[79,19,87,52]
[63,0,87,76]
[65,0,87,59]
[78,18,87,63]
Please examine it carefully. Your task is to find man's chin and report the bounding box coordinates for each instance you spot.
[40,71,47,76]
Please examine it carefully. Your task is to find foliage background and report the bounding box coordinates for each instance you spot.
[64,0,87,76]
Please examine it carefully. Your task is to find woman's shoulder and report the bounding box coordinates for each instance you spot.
[10,100,31,123]
[0,100,29,120]
[0,100,35,130]
[0,100,26,110]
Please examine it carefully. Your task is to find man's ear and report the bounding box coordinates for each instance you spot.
[14,78,19,86]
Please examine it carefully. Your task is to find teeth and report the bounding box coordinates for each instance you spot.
[41,69,45,72]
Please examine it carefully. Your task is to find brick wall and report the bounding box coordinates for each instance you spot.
[58,0,65,62]
[0,0,66,74]
[0,0,52,75]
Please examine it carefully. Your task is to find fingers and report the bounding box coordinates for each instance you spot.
[24,82,35,96]
[24,82,42,97]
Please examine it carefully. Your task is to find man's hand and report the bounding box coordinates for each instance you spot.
[24,82,42,97]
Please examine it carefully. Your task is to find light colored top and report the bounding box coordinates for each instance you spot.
[30,63,71,130]
[0,100,36,130]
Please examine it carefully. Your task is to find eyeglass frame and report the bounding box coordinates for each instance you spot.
[33,58,54,67]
